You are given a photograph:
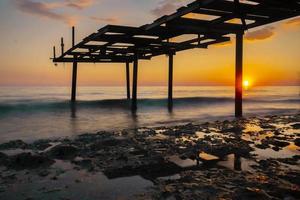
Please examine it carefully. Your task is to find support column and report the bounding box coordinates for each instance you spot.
[168,53,174,109]
[235,32,243,117]
[132,54,138,111]
[71,56,78,102]
[126,62,131,100]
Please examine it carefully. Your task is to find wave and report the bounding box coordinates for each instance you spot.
[0,97,299,115]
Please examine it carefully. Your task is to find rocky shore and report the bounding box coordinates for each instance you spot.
[0,114,299,200]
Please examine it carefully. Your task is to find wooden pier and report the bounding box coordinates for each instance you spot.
[52,0,300,117]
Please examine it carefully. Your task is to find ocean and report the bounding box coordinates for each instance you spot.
[0,86,299,142]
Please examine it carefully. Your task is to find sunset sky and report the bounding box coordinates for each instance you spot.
[0,0,299,87]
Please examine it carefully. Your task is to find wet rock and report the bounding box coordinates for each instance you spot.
[294,138,300,147]
[0,140,29,150]
[32,140,52,151]
[260,138,289,149]
[279,171,300,185]
[0,185,6,193]
[291,123,300,129]
[0,152,8,165]
[233,188,272,200]
[222,125,243,134]
[8,152,54,169]
[260,124,276,129]
[104,160,182,180]
[89,137,130,151]
[255,143,270,149]
[272,146,280,151]
[72,157,94,170]
[258,159,279,170]
[45,144,78,159]
[270,139,290,148]
[38,170,50,177]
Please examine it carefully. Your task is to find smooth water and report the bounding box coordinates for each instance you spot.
[0,86,299,142]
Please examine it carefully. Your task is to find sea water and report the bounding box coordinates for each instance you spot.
[0,86,299,142]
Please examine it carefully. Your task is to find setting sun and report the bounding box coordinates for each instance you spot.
[243,80,251,89]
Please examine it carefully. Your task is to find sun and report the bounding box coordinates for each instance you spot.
[243,80,250,89]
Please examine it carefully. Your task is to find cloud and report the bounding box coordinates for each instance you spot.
[15,0,73,25]
[245,26,275,41]
[14,0,95,25]
[151,0,192,17]
[65,0,95,10]
[90,16,119,24]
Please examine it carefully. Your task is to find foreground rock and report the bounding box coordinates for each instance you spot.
[0,114,299,200]
[45,144,78,160]
[8,152,54,170]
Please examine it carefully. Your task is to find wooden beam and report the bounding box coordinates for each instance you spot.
[52,0,300,65]
[53,56,132,63]
[72,26,75,47]
[61,37,64,55]
[71,56,78,102]
[235,32,243,118]
[167,18,244,34]
[53,46,56,59]
[126,62,131,100]
[168,53,174,110]
[145,0,217,30]
[132,53,138,111]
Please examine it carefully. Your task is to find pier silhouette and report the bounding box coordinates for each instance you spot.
[51,0,300,117]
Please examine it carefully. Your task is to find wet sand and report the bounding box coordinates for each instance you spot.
[0,114,299,200]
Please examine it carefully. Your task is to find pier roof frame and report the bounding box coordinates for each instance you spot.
[53,0,300,63]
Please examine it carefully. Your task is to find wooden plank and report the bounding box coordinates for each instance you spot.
[132,53,138,111]
[53,0,300,64]
[145,0,218,30]
[168,53,174,109]
[71,56,78,102]
[235,32,243,117]
[126,62,131,100]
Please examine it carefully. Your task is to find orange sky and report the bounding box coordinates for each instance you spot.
[0,0,299,87]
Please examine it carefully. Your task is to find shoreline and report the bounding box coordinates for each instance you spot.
[0,114,299,199]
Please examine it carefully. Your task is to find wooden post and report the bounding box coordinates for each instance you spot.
[168,53,174,109]
[235,32,243,117]
[61,37,64,55]
[71,56,78,102]
[53,46,56,59]
[126,62,131,100]
[72,26,75,47]
[132,54,138,111]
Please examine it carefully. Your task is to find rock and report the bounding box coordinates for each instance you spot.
[0,185,6,193]
[272,146,280,151]
[0,152,8,165]
[291,123,300,129]
[0,140,29,150]
[222,126,243,134]
[45,145,78,159]
[32,140,52,151]
[260,139,289,149]
[38,170,50,177]
[294,138,300,147]
[260,124,276,129]
[72,157,93,170]
[233,188,272,200]
[271,140,290,148]
[255,143,270,149]
[8,152,54,169]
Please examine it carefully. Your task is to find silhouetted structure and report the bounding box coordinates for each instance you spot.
[52,0,300,117]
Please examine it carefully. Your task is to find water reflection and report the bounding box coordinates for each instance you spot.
[234,154,242,171]
[70,102,77,119]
